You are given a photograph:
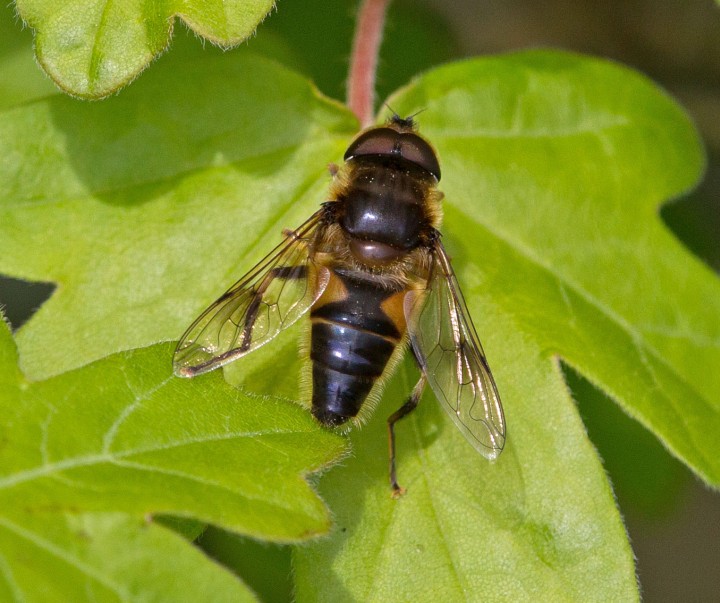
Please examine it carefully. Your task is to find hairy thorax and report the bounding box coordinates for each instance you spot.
[322,159,443,277]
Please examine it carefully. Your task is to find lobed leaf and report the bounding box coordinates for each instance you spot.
[384,51,719,485]
[0,320,347,543]
[14,0,276,98]
[0,51,357,379]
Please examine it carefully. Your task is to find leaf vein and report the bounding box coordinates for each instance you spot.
[0,516,127,598]
[0,428,307,490]
[101,374,174,454]
[108,459,300,511]
[115,428,303,459]
[0,547,24,603]
[88,0,114,91]
[39,403,58,465]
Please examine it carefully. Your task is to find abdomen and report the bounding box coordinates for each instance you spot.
[309,268,407,426]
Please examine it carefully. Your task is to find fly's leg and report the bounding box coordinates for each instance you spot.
[388,374,426,498]
[239,264,308,351]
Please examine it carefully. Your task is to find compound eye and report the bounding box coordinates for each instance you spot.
[344,127,441,181]
[398,135,441,181]
[344,128,397,161]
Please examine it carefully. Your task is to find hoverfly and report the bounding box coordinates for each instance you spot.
[174,114,506,495]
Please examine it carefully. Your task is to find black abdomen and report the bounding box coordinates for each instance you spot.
[309,270,404,426]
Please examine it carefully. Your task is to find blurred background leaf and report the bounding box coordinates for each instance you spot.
[13,0,276,98]
[199,528,293,603]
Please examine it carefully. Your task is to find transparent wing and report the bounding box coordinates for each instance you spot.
[404,241,506,458]
[174,210,329,377]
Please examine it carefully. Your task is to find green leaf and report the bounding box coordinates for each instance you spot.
[0,321,346,542]
[382,51,719,485]
[0,513,256,602]
[14,0,276,98]
[294,358,638,602]
[0,51,357,379]
[1,45,717,599]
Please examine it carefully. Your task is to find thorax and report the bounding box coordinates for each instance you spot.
[330,160,439,267]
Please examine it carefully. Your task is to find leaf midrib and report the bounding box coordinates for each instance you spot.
[0,427,312,490]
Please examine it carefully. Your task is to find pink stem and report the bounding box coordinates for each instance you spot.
[347,0,390,128]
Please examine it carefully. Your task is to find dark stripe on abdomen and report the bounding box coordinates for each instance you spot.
[311,300,400,339]
[311,322,394,376]
[310,321,397,425]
